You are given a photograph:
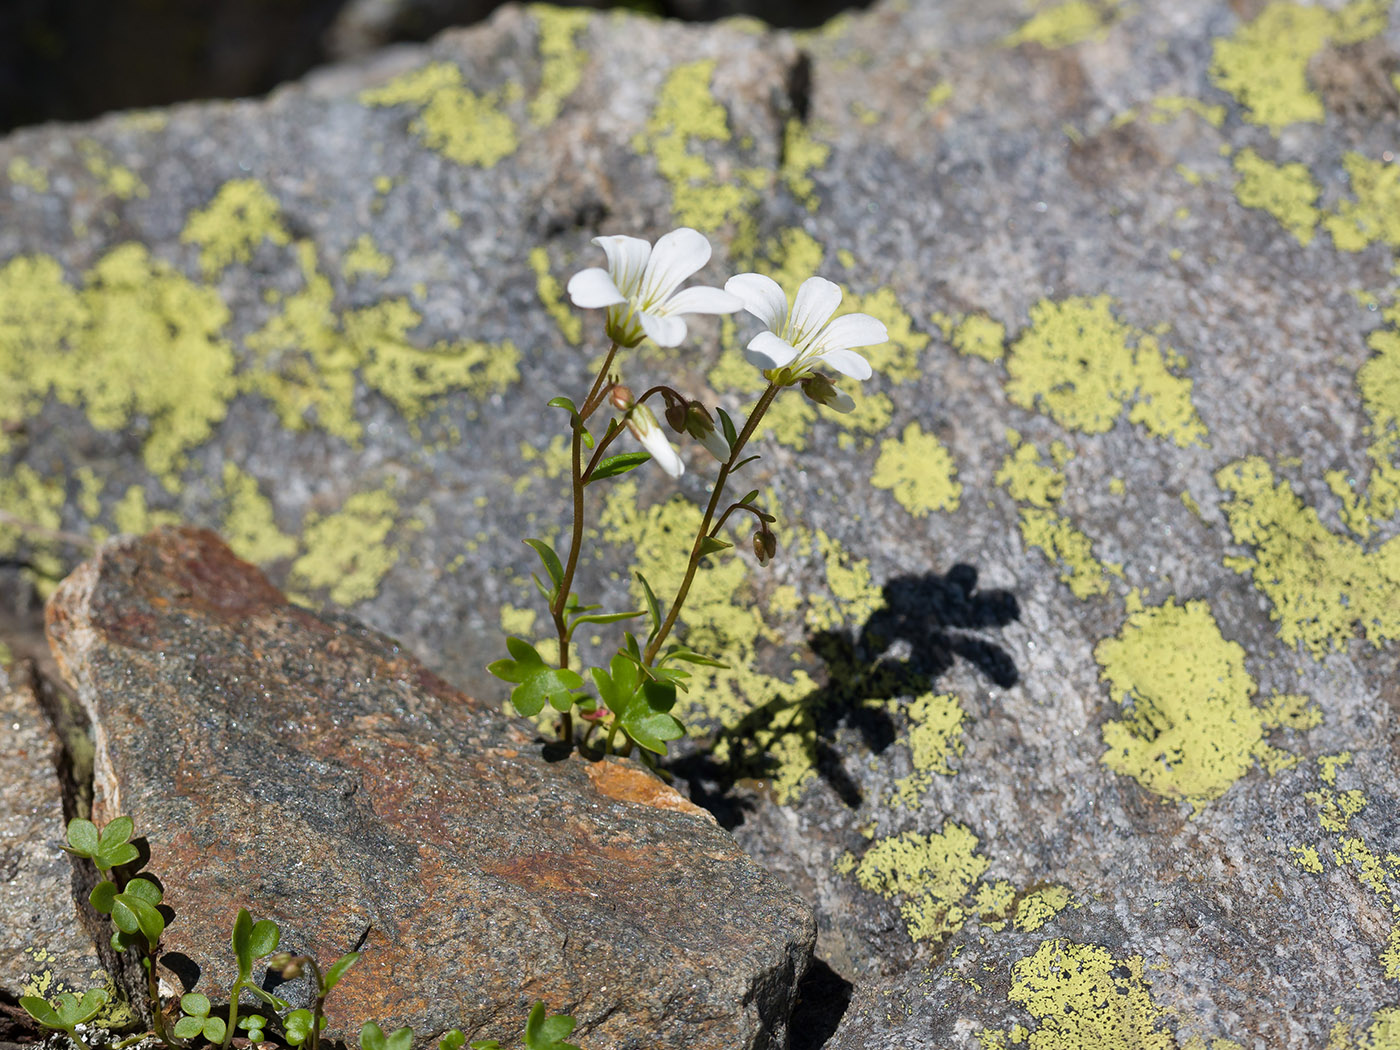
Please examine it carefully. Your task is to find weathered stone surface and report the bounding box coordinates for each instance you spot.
[44,527,814,1049]
[4,0,1400,1045]
[0,661,105,1025]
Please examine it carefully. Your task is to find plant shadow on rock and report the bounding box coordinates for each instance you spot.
[669,564,1020,829]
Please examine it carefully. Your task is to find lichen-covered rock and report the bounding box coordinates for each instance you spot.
[4,0,1400,1045]
[44,527,814,1049]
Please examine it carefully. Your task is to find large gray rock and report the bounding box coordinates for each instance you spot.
[3,0,1400,1046]
[43,526,814,1048]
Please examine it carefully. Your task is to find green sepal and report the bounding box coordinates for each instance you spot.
[636,572,662,643]
[589,451,650,481]
[487,638,584,716]
[523,539,564,591]
[697,536,731,556]
[523,1002,580,1050]
[90,880,118,914]
[619,682,685,755]
[716,408,738,449]
[323,951,360,993]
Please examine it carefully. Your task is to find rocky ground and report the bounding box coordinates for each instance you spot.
[4,0,1400,1047]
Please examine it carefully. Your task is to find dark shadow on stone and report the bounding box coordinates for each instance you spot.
[160,952,201,994]
[788,957,852,1050]
[669,566,1019,826]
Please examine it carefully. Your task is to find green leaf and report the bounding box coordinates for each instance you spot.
[112,892,164,943]
[180,993,210,1019]
[360,1022,387,1050]
[90,880,118,914]
[203,1017,228,1043]
[589,451,650,481]
[590,653,640,715]
[232,908,255,975]
[97,841,139,870]
[439,1032,467,1050]
[523,1002,579,1050]
[173,1017,204,1040]
[384,1027,414,1050]
[284,1010,318,1046]
[20,996,59,1028]
[123,877,162,906]
[523,540,564,591]
[248,918,280,959]
[99,816,134,849]
[731,454,761,472]
[467,1043,501,1050]
[663,647,729,669]
[489,639,584,716]
[716,408,738,449]
[323,951,360,993]
[636,572,662,643]
[546,396,577,414]
[568,609,642,628]
[52,989,107,1027]
[239,1014,267,1034]
[619,682,685,755]
[66,818,99,857]
[738,489,760,506]
[697,536,732,557]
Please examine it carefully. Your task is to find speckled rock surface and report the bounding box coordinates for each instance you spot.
[43,526,814,1049]
[4,0,1400,1046]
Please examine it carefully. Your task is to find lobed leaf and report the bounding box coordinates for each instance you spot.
[619,682,685,755]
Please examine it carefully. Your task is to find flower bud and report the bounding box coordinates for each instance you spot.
[681,401,729,461]
[609,383,635,412]
[800,372,856,413]
[663,392,688,434]
[625,402,686,479]
[752,527,777,567]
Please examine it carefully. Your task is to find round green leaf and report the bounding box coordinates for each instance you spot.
[248,918,280,958]
[384,1027,414,1050]
[99,816,134,846]
[360,1021,387,1050]
[97,841,139,870]
[66,819,99,857]
[284,1010,315,1046]
[110,897,140,935]
[124,877,162,906]
[439,1031,466,1050]
[173,1016,205,1040]
[90,880,118,914]
[19,996,59,1028]
[203,1016,227,1042]
[179,993,210,1018]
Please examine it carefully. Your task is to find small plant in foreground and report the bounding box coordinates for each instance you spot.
[489,227,887,761]
[25,816,578,1050]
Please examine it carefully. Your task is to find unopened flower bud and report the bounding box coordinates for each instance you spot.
[609,383,635,412]
[662,391,688,433]
[270,953,303,979]
[800,372,856,413]
[625,402,686,479]
[752,527,777,567]
[680,401,729,461]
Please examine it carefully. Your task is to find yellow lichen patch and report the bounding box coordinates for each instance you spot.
[112,485,182,535]
[78,140,147,200]
[1291,844,1324,872]
[1095,597,1319,814]
[342,234,393,280]
[0,465,67,584]
[1326,1008,1400,1049]
[840,286,928,384]
[180,179,292,277]
[1014,886,1073,932]
[528,5,592,127]
[0,245,236,487]
[361,62,518,168]
[7,157,49,192]
[872,422,961,517]
[977,941,1181,1049]
[500,603,537,636]
[1232,148,1321,245]
[1325,153,1400,253]
[633,60,764,257]
[995,432,1067,508]
[1004,0,1121,49]
[289,486,401,606]
[891,692,968,807]
[218,464,297,565]
[1145,95,1227,128]
[1217,456,1400,656]
[1006,296,1206,447]
[1209,0,1389,134]
[854,820,990,943]
[924,81,953,111]
[529,246,582,345]
[1321,751,1354,786]
[780,118,830,211]
[953,314,1006,362]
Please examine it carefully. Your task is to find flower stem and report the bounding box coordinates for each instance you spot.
[643,382,782,665]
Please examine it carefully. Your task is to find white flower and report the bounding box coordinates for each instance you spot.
[724,272,887,384]
[566,228,743,348]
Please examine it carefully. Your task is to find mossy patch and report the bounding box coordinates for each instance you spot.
[1095,597,1319,814]
[361,62,518,168]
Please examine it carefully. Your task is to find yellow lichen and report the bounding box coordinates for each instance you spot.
[7,157,49,192]
[1326,1008,1400,1049]
[1095,597,1319,814]
[891,692,967,806]
[780,118,830,211]
[528,6,592,127]
[529,246,582,345]
[872,422,961,517]
[342,233,394,280]
[289,486,401,606]
[924,82,953,111]
[1006,296,1206,447]
[0,465,67,585]
[79,140,147,200]
[1004,0,1120,49]
[180,179,292,277]
[218,464,297,565]
[1320,751,1354,786]
[1014,886,1073,932]
[361,62,518,168]
[1291,845,1324,873]
[953,314,1006,361]
[1325,153,1400,253]
[1145,95,1226,128]
[854,820,990,943]
[1232,148,1321,245]
[112,485,181,536]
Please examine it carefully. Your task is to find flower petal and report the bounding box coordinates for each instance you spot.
[824,389,857,413]
[813,312,888,354]
[744,330,799,371]
[724,273,789,332]
[632,424,686,478]
[592,235,652,296]
[813,347,872,380]
[660,285,743,317]
[639,309,688,348]
[787,277,843,349]
[566,267,627,309]
[639,228,711,307]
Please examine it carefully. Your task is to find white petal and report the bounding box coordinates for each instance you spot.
[592,235,652,296]
[825,389,856,413]
[744,330,800,371]
[788,277,843,348]
[699,427,731,461]
[660,285,743,317]
[566,267,626,308]
[724,273,789,332]
[639,309,688,348]
[813,312,888,353]
[813,347,872,380]
[634,425,685,478]
[639,228,711,307]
